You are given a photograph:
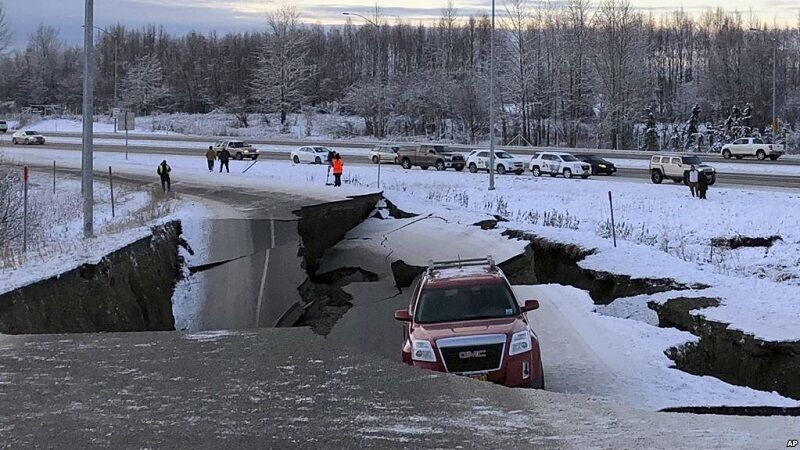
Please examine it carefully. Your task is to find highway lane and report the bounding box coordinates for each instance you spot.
[5,139,800,190]
[33,130,800,165]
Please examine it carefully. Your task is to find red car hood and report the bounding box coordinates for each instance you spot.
[411,317,527,342]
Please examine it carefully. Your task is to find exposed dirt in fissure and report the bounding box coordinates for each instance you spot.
[0,222,181,334]
[286,193,383,334]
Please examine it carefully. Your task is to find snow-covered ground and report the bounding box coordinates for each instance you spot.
[0,169,206,296]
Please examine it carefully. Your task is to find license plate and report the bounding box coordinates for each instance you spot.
[467,374,488,381]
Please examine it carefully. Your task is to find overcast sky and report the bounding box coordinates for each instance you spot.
[3,0,798,47]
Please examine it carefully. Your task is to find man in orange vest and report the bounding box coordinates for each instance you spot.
[332,153,344,187]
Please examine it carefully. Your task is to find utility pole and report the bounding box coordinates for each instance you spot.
[82,0,94,238]
[488,0,496,191]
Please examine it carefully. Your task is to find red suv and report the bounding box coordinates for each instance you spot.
[394,257,544,388]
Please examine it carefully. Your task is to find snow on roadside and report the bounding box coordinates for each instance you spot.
[0,171,207,296]
[520,284,799,410]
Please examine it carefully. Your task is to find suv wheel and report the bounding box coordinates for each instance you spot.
[563,168,573,179]
[468,163,478,173]
[769,155,779,161]
[496,164,506,175]
[372,155,379,164]
[435,160,446,171]
[454,165,464,172]
[11,138,17,144]
[756,150,766,160]
[650,170,663,184]
[531,360,545,389]
[235,152,244,160]
[531,166,541,177]
[293,155,300,164]
[722,149,731,159]
[708,175,716,186]
[401,158,412,169]
[315,156,322,164]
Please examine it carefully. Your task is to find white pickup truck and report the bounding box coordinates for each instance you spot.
[721,137,784,161]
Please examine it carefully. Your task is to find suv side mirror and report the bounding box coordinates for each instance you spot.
[394,310,412,322]
[521,300,540,312]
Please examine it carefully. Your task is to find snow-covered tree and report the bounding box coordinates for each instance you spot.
[251,5,315,126]
[121,55,170,115]
[0,2,12,54]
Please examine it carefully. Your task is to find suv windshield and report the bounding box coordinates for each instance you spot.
[25,131,38,135]
[229,141,245,148]
[682,156,702,165]
[415,283,519,324]
[560,154,579,162]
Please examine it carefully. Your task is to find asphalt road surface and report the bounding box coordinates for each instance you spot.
[5,136,800,190]
[26,130,800,166]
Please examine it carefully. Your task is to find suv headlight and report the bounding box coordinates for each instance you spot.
[411,339,437,362]
[509,331,532,356]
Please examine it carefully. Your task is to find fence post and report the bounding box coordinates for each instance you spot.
[608,191,616,248]
[53,160,56,194]
[109,166,115,218]
[23,166,28,252]
[377,153,381,189]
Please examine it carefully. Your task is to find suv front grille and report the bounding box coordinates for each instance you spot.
[440,343,504,373]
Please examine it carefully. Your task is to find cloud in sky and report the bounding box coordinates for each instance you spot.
[2,0,797,47]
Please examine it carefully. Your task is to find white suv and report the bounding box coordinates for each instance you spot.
[529,152,591,179]
[649,154,716,185]
[466,149,526,175]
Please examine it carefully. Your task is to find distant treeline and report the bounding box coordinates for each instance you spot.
[0,1,799,147]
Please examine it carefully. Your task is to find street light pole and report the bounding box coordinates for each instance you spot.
[82,0,94,238]
[488,0,496,191]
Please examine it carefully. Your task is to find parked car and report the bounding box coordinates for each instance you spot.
[529,152,591,179]
[721,137,784,161]
[212,140,259,160]
[577,154,616,175]
[290,146,331,164]
[397,145,466,171]
[11,130,46,145]
[394,257,544,388]
[466,149,526,175]
[0,121,7,133]
[649,153,716,185]
[369,145,401,164]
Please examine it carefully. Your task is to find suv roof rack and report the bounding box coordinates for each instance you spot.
[426,256,496,275]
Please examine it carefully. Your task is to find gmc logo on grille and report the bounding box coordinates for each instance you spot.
[458,350,487,359]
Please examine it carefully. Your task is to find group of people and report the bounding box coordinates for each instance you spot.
[687,166,710,199]
[205,146,231,173]
[156,146,348,194]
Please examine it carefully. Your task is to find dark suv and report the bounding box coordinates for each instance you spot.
[394,257,544,388]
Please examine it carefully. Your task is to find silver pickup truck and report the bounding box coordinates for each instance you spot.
[721,137,784,161]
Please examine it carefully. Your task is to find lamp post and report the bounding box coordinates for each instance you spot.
[488,0,496,191]
[343,11,384,138]
[749,28,777,136]
[82,0,94,238]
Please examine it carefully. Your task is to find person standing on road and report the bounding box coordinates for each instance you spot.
[219,146,231,173]
[205,146,216,172]
[332,153,344,187]
[688,165,699,198]
[157,160,172,192]
[697,170,709,200]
